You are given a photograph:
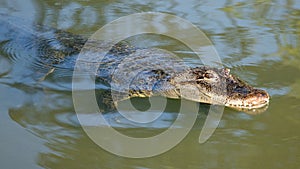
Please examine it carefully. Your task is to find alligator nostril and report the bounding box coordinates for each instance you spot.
[260,93,267,97]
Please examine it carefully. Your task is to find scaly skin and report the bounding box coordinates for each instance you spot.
[95,46,269,111]
[0,14,270,112]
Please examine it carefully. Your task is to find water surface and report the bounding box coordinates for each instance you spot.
[0,0,299,169]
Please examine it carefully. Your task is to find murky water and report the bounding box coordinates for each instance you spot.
[0,0,300,168]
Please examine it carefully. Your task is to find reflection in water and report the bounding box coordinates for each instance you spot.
[1,0,300,168]
[5,88,277,168]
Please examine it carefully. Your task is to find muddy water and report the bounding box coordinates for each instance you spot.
[0,0,299,169]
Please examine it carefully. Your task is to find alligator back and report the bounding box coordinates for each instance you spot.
[0,14,188,91]
[0,14,88,81]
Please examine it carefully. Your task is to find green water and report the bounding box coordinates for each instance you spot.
[0,0,300,169]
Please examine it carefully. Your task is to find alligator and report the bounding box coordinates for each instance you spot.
[0,14,269,113]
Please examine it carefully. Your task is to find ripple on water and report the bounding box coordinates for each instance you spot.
[0,56,12,77]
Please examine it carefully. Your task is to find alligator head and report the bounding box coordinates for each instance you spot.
[170,66,269,112]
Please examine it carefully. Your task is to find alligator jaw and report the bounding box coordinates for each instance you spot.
[224,74,270,110]
[225,88,269,114]
[225,88,270,109]
[171,66,270,112]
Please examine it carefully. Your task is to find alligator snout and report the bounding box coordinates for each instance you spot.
[245,89,270,108]
[226,88,270,109]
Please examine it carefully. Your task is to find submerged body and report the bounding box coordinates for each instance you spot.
[0,14,269,112]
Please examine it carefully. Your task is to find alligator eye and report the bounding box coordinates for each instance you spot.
[204,73,214,79]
